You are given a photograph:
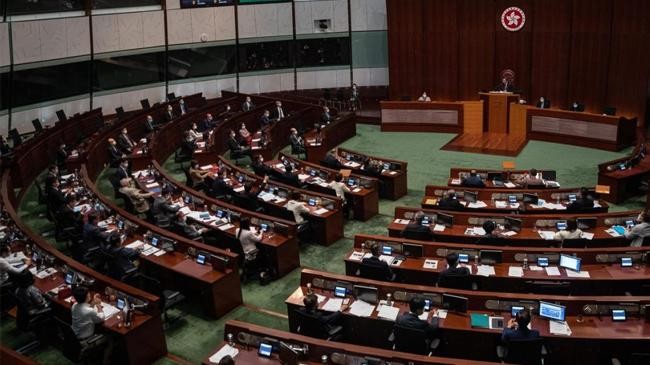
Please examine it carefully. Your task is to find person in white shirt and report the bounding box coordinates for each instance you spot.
[417,92,431,102]
[286,192,310,224]
[235,218,263,261]
[625,211,650,247]
[554,220,583,242]
[188,123,202,141]
[71,285,112,364]
[0,246,30,283]
[328,174,351,203]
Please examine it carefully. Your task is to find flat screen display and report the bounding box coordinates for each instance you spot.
[539,301,566,321]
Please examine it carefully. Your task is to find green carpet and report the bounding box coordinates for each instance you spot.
[3,124,644,364]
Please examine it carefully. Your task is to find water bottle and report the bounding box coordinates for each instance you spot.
[321,355,328,363]
[227,333,234,346]
[306,283,313,295]
[523,257,529,270]
[474,255,479,266]
[386,293,392,306]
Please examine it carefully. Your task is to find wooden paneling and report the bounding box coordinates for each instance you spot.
[387,0,650,123]
[463,101,484,133]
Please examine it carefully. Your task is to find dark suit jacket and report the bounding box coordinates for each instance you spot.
[210,178,230,198]
[502,328,540,342]
[151,197,179,219]
[566,197,594,211]
[323,154,342,169]
[298,307,341,332]
[438,197,464,210]
[494,83,514,92]
[402,223,433,240]
[280,172,301,187]
[163,111,175,123]
[115,166,129,181]
[321,112,332,124]
[145,119,156,132]
[117,134,134,153]
[395,312,438,339]
[227,137,242,153]
[108,145,122,165]
[46,187,67,212]
[252,161,273,177]
[360,256,393,280]
[242,101,255,112]
[461,175,485,188]
[56,148,68,168]
[271,107,285,120]
[82,223,108,248]
[105,245,138,275]
[260,115,272,127]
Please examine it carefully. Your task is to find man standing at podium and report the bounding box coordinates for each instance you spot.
[494,77,514,92]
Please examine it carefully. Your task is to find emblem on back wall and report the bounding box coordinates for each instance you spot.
[501,7,526,32]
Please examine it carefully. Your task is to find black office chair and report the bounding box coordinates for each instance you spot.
[32,119,43,134]
[524,280,571,295]
[612,353,650,365]
[167,92,176,101]
[13,291,53,353]
[56,110,67,123]
[357,261,396,282]
[55,317,108,364]
[136,274,185,326]
[293,310,343,340]
[390,324,440,355]
[115,106,125,121]
[562,238,588,248]
[140,99,151,110]
[402,229,433,241]
[497,338,546,365]
[437,274,473,290]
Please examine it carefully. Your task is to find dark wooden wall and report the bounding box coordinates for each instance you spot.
[387,0,650,121]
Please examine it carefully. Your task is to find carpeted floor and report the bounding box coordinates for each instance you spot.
[2,124,645,364]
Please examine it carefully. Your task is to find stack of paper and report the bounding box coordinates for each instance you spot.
[199,164,213,170]
[218,223,235,231]
[209,345,239,363]
[322,298,343,312]
[314,208,329,215]
[348,300,375,317]
[232,186,245,193]
[508,266,524,277]
[476,265,495,277]
[393,219,410,225]
[450,178,461,185]
[565,270,590,278]
[348,251,364,261]
[377,304,400,321]
[549,320,572,336]
[298,174,309,181]
[100,303,121,319]
[580,232,594,240]
[537,231,555,240]
[504,182,516,188]
[433,309,448,319]
[495,201,507,208]
[528,265,544,271]
[501,231,518,237]
[125,240,145,249]
[432,224,445,232]
[468,201,488,208]
[423,259,438,269]
[545,266,561,276]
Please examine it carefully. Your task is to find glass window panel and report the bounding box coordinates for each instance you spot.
[167,44,236,80]
[92,0,160,9]
[238,40,293,72]
[11,61,90,108]
[93,51,165,92]
[296,37,350,68]
[7,0,83,16]
[238,0,290,4]
[352,31,388,68]
[0,72,8,110]
[180,0,234,8]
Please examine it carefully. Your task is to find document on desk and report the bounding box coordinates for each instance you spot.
[503,182,516,188]
[565,270,590,278]
[199,164,213,170]
[298,174,309,181]
[528,265,544,271]
[352,188,362,193]
[501,230,517,237]
[179,206,191,215]
[348,251,364,261]
[153,249,166,257]
[450,178,461,185]
[549,320,572,336]
[348,300,375,317]
[508,266,524,277]
[423,259,438,269]
[100,303,121,319]
[433,309,448,319]
[322,298,343,312]
[545,266,561,276]
[315,293,326,303]
[377,304,400,321]
[537,231,555,240]
[605,227,624,237]
[218,223,235,231]
[419,311,430,320]
[233,186,245,193]
[314,208,329,215]
[580,232,594,240]
[125,240,145,249]
[476,265,495,277]
[433,224,446,232]
[393,219,410,225]
[468,201,488,208]
[495,200,507,208]
[209,344,239,363]
[34,267,57,279]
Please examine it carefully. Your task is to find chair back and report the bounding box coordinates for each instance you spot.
[437,274,472,290]
[393,324,429,355]
[294,310,329,339]
[402,229,431,241]
[562,238,588,248]
[503,338,544,365]
[358,261,392,282]
[55,317,83,361]
[32,119,43,133]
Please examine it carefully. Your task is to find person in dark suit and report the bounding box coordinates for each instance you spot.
[494,78,514,92]
[566,187,595,211]
[163,105,175,123]
[402,211,433,240]
[271,101,285,121]
[0,135,11,156]
[198,113,216,132]
[289,128,305,155]
[227,130,251,157]
[179,98,188,115]
[144,115,157,132]
[438,190,464,210]
[114,160,130,181]
[117,128,135,154]
[242,96,255,112]
[502,309,539,342]
[461,170,485,188]
[476,220,499,244]
[320,106,332,125]
[251,155,273,177]
[46,179,67,213]
[298,293,343,333]
[322,149,343,169]
[209,170,231,199]
[56,143,68,170]
[82,214,110,250]
[360,242,393,281]
[394,295,438,339]
[151,191,179,224]
[437,252,470,287]
[536,97,550,109]
[108,138,124,168]
[280,164,301,187]
[259,110,272,129]
[102,233,138,278]
[46,164,61,182]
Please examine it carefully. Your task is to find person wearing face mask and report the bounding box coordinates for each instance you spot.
[417,92,431,102]
[271,101,285,121]
[242,96,255,112]
[227,129,251,157]
[625,210,650,247]
[536,97,549,109]
[179,98,188,115]
[251,155,272,176]
[107,138,124,168]
[289,128,305,156]
[145,115,157,132]
[260,110,272,129]
[56,143,68,170]
[163,105,176,123]
[198,113,216,132]
[188,123,202,141]
[321,106,332,125]
[117,128,135,154]
[239,123,252,146]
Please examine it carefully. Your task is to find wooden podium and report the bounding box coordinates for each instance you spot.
[479,92,520,133]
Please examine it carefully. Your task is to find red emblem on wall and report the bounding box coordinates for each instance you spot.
[501,7,526,32]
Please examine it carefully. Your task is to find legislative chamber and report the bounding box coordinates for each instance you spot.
[0,1,649,365]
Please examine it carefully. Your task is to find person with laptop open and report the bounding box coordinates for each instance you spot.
[502,309,539,341]
[625,210,650,247]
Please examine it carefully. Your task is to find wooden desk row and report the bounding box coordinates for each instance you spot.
[345,234,650,296]
[286,269,650,364]
[597,143,650,204]
[422,185,608,214]
[265,153,379,221]
[389,207,639,247]
[202,320,498,365]
[380,100,465,133]
[333,147,408,200]
[303,113,357,164]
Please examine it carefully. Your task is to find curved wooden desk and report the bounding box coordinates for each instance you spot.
[380,100,465,133]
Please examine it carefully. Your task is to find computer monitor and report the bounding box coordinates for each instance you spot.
[184,195,192,204]
[625,219,636,228]
[65,272,76,285]
[576,217,597,230]
[402,243,423,258]
[511,305,525,317]
[458,253,469,264]
[116,220,124,230]
[383,163,390,170]
[334,286,347,298]
[279,342,299,365]
[442,294,468,313]
[612,309,626,321]
[308,198,316,206]
[260,223,269,232]
[479,250,502,265]
[568,194,577,202]
[116,298,126,310]
[620,257,633,267]
[347,178,356,187]
[151,236,159,247]
[436,213,454,227]
[537,257,549,267]
[541,170,556,181]
[353,285,379,304]
[420,215,432,226]
[505,217,522,233]
[423,299,432,311]
[196,253,207,265]
[382,246,392,255]
[508,195,517,204]
[559,254,581,272]
[309,169,317,177]
[216,210,225,219]
[258,343,273,357]
[556,220,568,231]
[238,175,245,183]
[487,172,504,181]
[539,301,566,321]
[523,193,539,204]
[463,191,477,203]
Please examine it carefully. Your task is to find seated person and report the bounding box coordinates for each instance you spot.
[321,106,332,125]
[0,246,30,284]
[259,110,272,129]
[227,129,251,157]
[322,149,343,169]
[461,170,485,188]
[289,128,305,155]
[328,173,351,203]
[402,211,433,240]
[536,97,549,109]
[174,213,206,240]
[56,143,68,170]
[394,295,438,340]
[360,242,393,281]
[119,178,155,214]
[286,191,310,225]
[151,191,180,224]
[14,271,50,333]
[476,220,499,244]
[163,105,176,123]
[80,214,110,260]
[502,309,539,342]
[251,155,273,176]
[516,169,544,187]
[102,233,138,278]
[417,92,431,102]
[271,101,285,121]
[114,159,130,181]
[58,194,85,229]
[107,138,124,168]
[198,113,216,132]
[235,218,263,262]
[71,286,113,364]
[438,189,464,210]
[144,115,157,132]
[188,123,202,142]
[554,220,583,242]
[625,210,650,247]
[242,96,255,112]
[209,170,231,198]
[117,128,135,154]
[298,293,344,335]
[188,160,210,190]
[280,164,301,188]
[363,159,383,177]
[238,123,252,146]
[566,187,595,211]
[437,252,470,287]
